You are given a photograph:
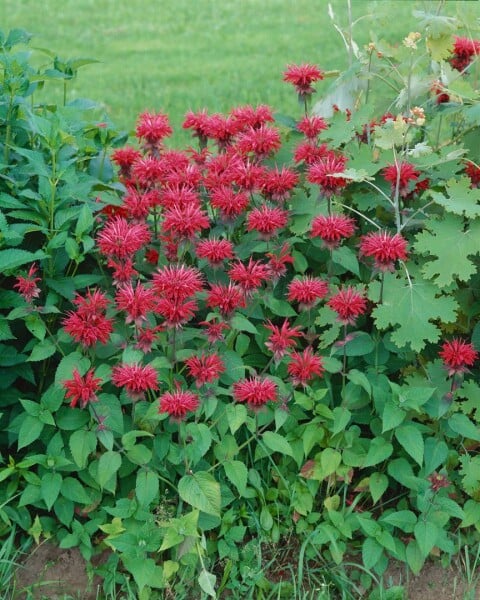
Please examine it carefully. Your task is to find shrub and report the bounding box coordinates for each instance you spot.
[1,7,480,599]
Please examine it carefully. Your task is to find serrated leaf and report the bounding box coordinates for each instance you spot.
[395,425,424,466]
[97,451,122,489]
[0,249,45,273]
[136,471,159,506]
[372,273,458,351]
[262,431,293,457]
[27,339,56,362]
[430,177,480,218]
[224,460,248,496]
[414,520,439,557]
[122,557,163,593]
[363,437,393,467]
[41,472,62,510]
[448,413,480,441]
[178,471,221,517]
[369,472,389,503]
[69,430,97,469]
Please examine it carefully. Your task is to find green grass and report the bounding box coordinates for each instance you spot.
[0,0,424,141]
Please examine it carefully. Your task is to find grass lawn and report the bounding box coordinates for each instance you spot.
[0,0,426,142]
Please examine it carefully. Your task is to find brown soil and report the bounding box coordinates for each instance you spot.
[13,542,479,599]
[14,542,101,600]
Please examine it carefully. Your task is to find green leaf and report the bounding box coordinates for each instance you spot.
[69,429,97,469]
[369,472,389,503]
[372,273,458,351]
[423,439,448,475]
[97,451,122,490]
[41,472,62,510]
[225,403,247,434]
[460,455,480,496]
[362,537,383,570]
[262,431,294,457]
[414,216,480,288]
[25,314,46,340]
[263,294,297,317]
[382,399,405,432]
[395,425,424,466]
[136,471,159,506]
[414,520,439,558]
[61,477,91,505]
[18,415,44,449]
[0,249,45,273]
[230,314,258,334]
[178,471,221,517]
[220,350,245,383]
[198,569,217,598]
[406,540,425,575]
[55,352,90,384]
[122,557,164,593]
[363,437,393,467]
[448,413,480,441]
[224,460,248,496]
[331,246,360,276]
[430,177,480,218]
[330,407,351,436]
[27,339,56,362]
[380,510,417,532]
[343,332,375,357]
[320,448,342,477]
[75,204,93,238]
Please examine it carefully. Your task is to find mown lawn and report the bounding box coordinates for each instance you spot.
[0,0,423,142]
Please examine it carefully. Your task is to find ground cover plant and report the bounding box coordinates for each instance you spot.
[1,1,480,599]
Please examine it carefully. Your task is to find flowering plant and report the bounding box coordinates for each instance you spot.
[1,8,480,597]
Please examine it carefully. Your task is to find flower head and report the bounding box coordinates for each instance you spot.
[135,111,173,146]
[450,36,480,72]
[307,155,348,197]
[382,162,420,197]
[427,471,450,492]
[439,338,478,376]
[297,115,328,139]
[235,124,282,160]
[159,384,199,419]
[206,283,246,316]
[184,353,225,387]
[162,203,210,239]
[230,104,274,130]
[14,263,41,302]
[310,214,356,249]
[115,282,156,325]
[283,63,324,99]
[229,259,269,293]
[287,347,324,387]
[359,231,408,271]
[111,363,159,400]
[327,287,368,325]
[210,186,250,219]
[152,264,203,301]
[63,290,113,347]
[265,319,303,360]
[62,369,101,408]
[200,319,230,342]
[261,166,299,202]
[265,243,294,280]
[246,205,289,238]
[465,161,480,188]
[196,238,234,266]
[156,297,198,328]
[287,276,329,309]
[97,217,151,260]
[233,376,278,408]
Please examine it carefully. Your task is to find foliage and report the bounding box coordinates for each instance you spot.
[1,3,480,598]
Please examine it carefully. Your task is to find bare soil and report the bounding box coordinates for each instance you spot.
[13,542,479,599]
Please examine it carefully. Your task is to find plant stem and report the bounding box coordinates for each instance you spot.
[342,323,348,393]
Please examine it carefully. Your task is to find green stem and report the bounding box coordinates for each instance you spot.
[342,324,348,393]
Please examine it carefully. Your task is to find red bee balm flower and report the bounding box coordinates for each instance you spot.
[465,162,480,188]
[359,231,408,271]
[97,217,151,260]
[135,111,173,145]
[111,363,159,400]
[196,238,234,266]
[287,347,324,387]
[246,205,289,238]
[439,339,478,376]
[162,203,210,239]
[63,289,113,347]
[287,276,329,309]
[265,319,303,360]
[184,353,225,387]
[235,124,282,160]
[206,283,246,316]
[62,369,101,408]
[159,385,200,419]
[382,162,420,197]
[233,376,278,408]
[450,36,480,72]
[310,214,356,249]
[152,265,203,301]
[14,263,41,302]
[307,155,348,197]
[200,319,230,342]
[297,115,328,138]
[262,167,299,202]
[229,259,269,293]
[327,287,368,325]
[115,282,156,325]
[283,63,324,99]
[210,186,250,219]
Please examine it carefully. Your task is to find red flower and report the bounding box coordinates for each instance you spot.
[196,238,234,266]
[229,159,266,193]
[210,186,250,219]
[439,338,478,376]
[111,363,159,400]
[450,36,480,72]
[235,124,282,160]
[204,113,240,149]
[327,287,368,325]
[266,243,294,280]
[427,471,450,492]
[262,167,299,202]
[233,376,278,408]
[63,289,113,347]
[184,353,225,387]
[115,282,156,325]
[287,276,329,309]
[183,109,211,146]
[111,146,142,177]
[310,214,356,249]
[297,115,328,138]
[159,185,201,210]
[135,111,173,145]
[123,188,158,220]
[62,368,101,408]
[14,263,41,302]
[159,384,199,419]
[156,297,198,327]
[135,325,163,353]
[283,63,324,98]
[230,104,274,130]
[107,258,138,285]
[287,347,324,387]
[265,319,303,360]
[465,161,480,188]
[200,319,230,342]
[307,155,348,197]
[431,81,450,104]
[229,259,269,293]
[152,265,203,301]
[294,141,330,165]
[206,283,246,316]
[382,162,420,197]
[162,203,210,239]
[359,231,408,271]
[97,217,151,260]
[145,248,159,265]
[131,157,164,187]
[246,205,289,238]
